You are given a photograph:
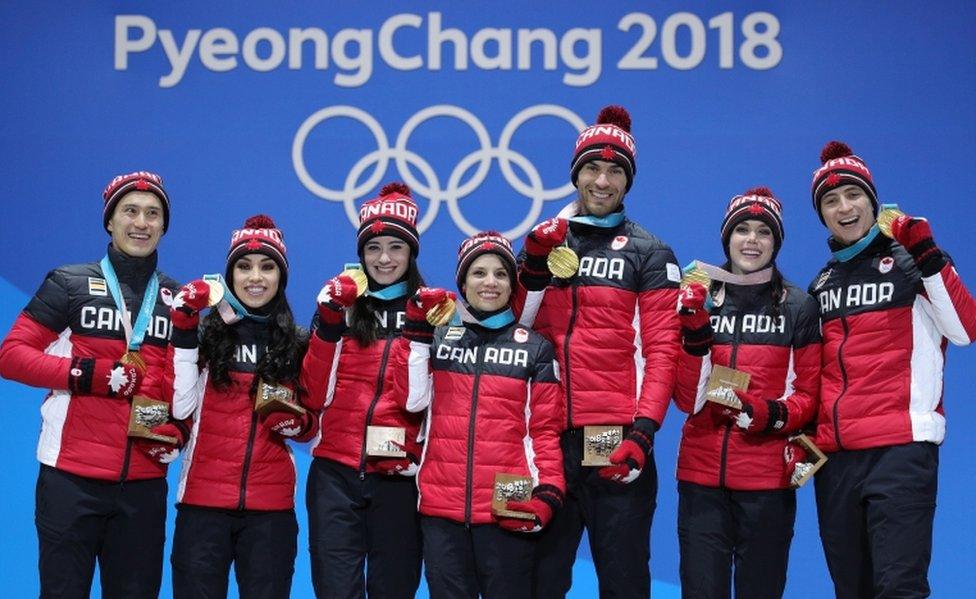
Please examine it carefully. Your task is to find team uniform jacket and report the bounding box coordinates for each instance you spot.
[171,318,315,511]
[674,281,822,490]
[0,250,179,481]
[302,296,424,474]
[529,218,681,428]
[809,233,976,452]
[396,320,564,524]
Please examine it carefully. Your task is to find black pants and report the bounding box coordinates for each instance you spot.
[306,457,422,599]
[171,504,297,599]
[533,428,657,599]
[34,464,166,599]
[815,442,938,599]
[677,481,796,599]
[421,516,536,599]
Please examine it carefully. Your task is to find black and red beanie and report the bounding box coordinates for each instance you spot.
[570,105,638,191]
[102,171,171,233]
[226,214,289,287]
[811,141,879,224]
[720,186,785,258]
[455,231,517,294]
[357,182,420,257]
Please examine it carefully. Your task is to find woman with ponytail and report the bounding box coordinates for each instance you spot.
[166,214,315,598]
[301,182,425,598]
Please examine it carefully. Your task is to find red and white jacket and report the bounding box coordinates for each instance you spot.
[170,318,315,511]
[529,214,681,429]
[302,296,424,474]
[0,249,179,481]
[809,233,976,452]
[674,281,821,490]
[395,317,565,525]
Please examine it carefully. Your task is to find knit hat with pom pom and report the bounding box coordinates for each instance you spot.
[720,186,785,258]
[570,105,638,191]
[357,181,421,257]
[811,141,878,223]
[226,214,289,287]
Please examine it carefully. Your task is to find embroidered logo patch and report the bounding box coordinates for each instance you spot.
[514,328,529,343]
[88,277,107,296]
[611,235,628,250]
[878,256,894,274]
[444,327,465,341]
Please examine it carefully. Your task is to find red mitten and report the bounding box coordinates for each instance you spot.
[525,218,569,258]
[135,423,185,464]
[170,280,211,330]
[264,411,311,439]
[403,287,456,343]
[316,275,360,324]
[497,498,554,533]
[890,215,946,276]
[732,394,789,434]
[373,440,421,477]
[68,357,141,400]
[598,418,656,484]
[677,283,712,356]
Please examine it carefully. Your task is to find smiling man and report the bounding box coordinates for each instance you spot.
[808,142,976,598]
[0,171,183,598]
[517,105,681,598]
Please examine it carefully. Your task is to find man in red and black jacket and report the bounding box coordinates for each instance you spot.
[518,105,682,598]
[0,172,184,598]
[808,141,976,598]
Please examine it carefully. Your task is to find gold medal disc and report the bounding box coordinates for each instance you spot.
[548,246,580,279]
[340,268,369,297]
[426,299,456,327]
[877,206,906,238]
[681,267,711,288]
[121,350,147,374]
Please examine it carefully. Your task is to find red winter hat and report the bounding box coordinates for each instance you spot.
[811,141,879,224]
[455,231,517,294]
[357,182,420,257]
[226,214,289,287]
[570,105,637,191]
[102,171,171,233]
[720,186,785,258]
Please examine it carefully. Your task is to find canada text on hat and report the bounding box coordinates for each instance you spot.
[357,182,421,256]
[102,170,171,233]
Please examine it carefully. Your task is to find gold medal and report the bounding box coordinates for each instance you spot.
[340,268,369,297]
[877,204,905,238]
[548,245,580,279]
[681,262,711,288]
[207,281,225,307]
[120,350,147,374]
[426,299,456,326]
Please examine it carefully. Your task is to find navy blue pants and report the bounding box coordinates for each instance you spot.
[815,442,938,599]
[306,457,422,599]
[677,481,796,599]
[421,516,536,599]
[171,504,298,599]
[35,464,166,599]
[533,428,657,599]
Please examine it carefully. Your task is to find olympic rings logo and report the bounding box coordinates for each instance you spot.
[291,104,585,239]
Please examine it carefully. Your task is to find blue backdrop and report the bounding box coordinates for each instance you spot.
[1,2,974,596]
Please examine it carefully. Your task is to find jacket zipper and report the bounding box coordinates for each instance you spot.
[358,336,395,480]
[237,410,259,510]
[119,438,133,483]
[563,285,579,428]
[464,347,484,528]
[718,312,741,489]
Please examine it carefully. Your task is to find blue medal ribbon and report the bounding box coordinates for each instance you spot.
[568,210,625,229]
[366,280,409,300]
[99,255,159,351]
[454,305,515,329]
[203,274,269,323]
[832,225,881,263]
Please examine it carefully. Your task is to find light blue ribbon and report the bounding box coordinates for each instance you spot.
[366,280,409,300]
[202,273,269,323]
[99,255,159,351]
[568,210,625,228]
[832,225,881,263]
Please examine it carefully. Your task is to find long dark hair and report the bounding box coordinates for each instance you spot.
[200,293,308,393]
[710,260,787,314]
[347,258,425,346]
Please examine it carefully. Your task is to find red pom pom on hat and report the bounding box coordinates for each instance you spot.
[744,186,774,198]
[820,141,853,164]
[244,214,276,229]
[596,105,632,132]
[380,181,411,197]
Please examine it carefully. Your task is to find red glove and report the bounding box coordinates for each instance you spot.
[68,357,141,400]
[525,218,568,258]
[890,215,946,276]
[598,418,656,484]
[731,393,789,434]
[170,280,211,330]
[497,498,554,533]
[135,423,186,464]
[372,440,421,477]
[678,283,712,356]
[403,287,456,344]
[784,439,809,472]
[264,411,311,439]
[316,274,360,325]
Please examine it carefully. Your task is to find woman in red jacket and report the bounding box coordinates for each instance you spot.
[673,188,821,599]
[301,183,426,598]
[167,215,316,599]
[395,231,565,599]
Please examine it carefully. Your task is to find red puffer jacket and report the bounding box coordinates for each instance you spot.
[0,251,179,482]
[172,318,316,511]
[674,281,821,490]
[809,233,976,452]
[302,296,424,474]
[529,217,681,429]
[394,319,564,524]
